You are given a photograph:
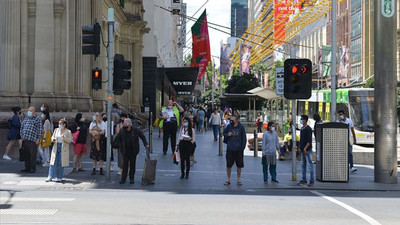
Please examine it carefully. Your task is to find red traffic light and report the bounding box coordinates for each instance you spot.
[291,65,298,74]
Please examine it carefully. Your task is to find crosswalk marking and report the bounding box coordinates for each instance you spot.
[0,197,75,202]
[0,209,58,215]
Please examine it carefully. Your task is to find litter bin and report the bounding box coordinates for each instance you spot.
[316,122,349,182]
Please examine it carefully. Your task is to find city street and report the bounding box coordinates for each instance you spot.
[1,129,399,225]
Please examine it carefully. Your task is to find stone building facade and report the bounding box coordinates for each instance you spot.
[0,0,147,113]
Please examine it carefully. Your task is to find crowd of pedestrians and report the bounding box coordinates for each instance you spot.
[2,102,357,186]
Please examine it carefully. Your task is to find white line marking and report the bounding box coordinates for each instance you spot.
[0,197,75,202]
[311,191,382,225]
[0,209,57,215]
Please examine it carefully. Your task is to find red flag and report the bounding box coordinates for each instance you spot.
[191,10,211,80]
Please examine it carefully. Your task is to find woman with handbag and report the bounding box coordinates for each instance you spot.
[177,117,196,179]
[68,113,88,172]
[45,119,72,182]
[38,111,52,167]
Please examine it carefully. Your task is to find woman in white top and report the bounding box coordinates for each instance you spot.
[46,119,72,182]
[209,108,222,141]
[89,113,107,175]
[177,117,196,179]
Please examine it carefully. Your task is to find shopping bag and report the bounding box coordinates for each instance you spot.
[153,118,159,127]
[72,130,80,144]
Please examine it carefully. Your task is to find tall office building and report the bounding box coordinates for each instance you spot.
[231,0,248,37]
[350,0,362,83]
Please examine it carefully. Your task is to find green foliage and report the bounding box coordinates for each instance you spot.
[363,77,374,88]
[225,73,260,94]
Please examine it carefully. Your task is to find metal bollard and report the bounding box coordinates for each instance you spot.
[254,129,258,157]
[149,112,153,154]
[219,126,224,156]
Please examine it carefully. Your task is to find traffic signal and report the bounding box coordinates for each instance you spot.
[113,54,131,95]
[82,22,101,58]
[92,68,102,90]
[284,58,312,99]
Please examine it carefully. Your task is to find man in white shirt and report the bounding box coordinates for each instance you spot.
[337,110,357,172]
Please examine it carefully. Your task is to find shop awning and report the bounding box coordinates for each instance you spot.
[163,67,199,95]
[247,87,282,100]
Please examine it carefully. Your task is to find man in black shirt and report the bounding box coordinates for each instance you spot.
[297,115,314,187]
[115,118,149,184]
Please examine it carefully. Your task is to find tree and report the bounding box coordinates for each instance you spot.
[225,73,260,94]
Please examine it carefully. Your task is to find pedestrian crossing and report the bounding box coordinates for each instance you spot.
[0,197,75,216]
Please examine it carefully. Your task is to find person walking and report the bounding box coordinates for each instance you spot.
[159,100,184,155]
[3,107,22,160]
[89,113,106,175]
[297,115,314,187]
[177,117,196,179]
[197,107,205,133]
[336,110,358,172]
[38,111,52,167]
[115,118,149,184]
[20,107,43,173]
[256,112,264,133]
[261,122,280,183]
[209,108,222,141]
[69,113,88,172]
[223,115,247,186]
[45,119,72,182]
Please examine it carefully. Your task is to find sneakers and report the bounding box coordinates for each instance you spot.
[351,167,358,173]
[297,180,307,186]
[307,182,314,187]
[45,177,52,182]
[2,154,11,160]
[271,179,279,183]
[53,178,62,182]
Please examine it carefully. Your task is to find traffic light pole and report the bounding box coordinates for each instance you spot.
[106,8,114,180]
[330,0,337,122]
[374,0,397,184]
[290,48,297,181]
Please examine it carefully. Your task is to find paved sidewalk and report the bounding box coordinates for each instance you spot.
[1,128,399,192]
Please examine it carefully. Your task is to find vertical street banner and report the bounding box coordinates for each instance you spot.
[339,45,349,78]
[274,0,301,45]
[220,43,230,75]
[191,9,211,80]
[239,43,251,75]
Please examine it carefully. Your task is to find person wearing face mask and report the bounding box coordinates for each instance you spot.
[336,110,357,173]
[114,118,149,184]
[38,111,52,167]
[177,117,196,179]
[114,113,127,175]
[3,107,22,160]
[68,113,88,172]
[261,122,280,183]
[20,106,43,173]
[89,113,106,175]
[223,115,247,186]
[159,99,184,155]
[45,119,72,182]
[297,115,314,187]
[280,127,300,160]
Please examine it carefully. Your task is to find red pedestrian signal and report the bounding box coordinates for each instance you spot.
[284,59,312,99]
[92,68,102,90]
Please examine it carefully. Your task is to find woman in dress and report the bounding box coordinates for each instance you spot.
[69,113,88,172]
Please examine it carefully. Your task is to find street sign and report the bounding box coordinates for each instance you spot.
[382,0,395,17]
[275,66,284,95]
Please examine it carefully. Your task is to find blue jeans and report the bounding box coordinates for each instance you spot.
[48,143,64,180]
[212,125,219,139]
[349,145,354,168]
[301,150,314,183]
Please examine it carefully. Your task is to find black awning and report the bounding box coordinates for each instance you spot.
[164,67,199,94]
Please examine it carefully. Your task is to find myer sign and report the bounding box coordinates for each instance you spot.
[275,66,284,95]
[173,81,193,86]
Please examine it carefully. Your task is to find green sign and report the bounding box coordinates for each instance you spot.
[382,0,395,17]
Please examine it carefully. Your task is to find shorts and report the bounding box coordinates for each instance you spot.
[73,143,87,155]
[226,150,244,168]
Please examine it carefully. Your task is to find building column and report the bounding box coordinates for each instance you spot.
[0,0,21,96]
[132,41,143,110]
[33,0,55,95]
